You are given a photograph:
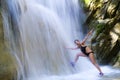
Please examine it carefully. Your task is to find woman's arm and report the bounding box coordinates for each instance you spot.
[81,29,93,44]
[67,47,79,50]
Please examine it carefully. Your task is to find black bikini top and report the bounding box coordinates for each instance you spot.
[80,46,87,54]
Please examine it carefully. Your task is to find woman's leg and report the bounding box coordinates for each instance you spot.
[74,53,86,63]
[88,53,103,73]
[71,53,86,67]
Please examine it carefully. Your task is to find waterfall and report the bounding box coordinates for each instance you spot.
[1,0,89,80]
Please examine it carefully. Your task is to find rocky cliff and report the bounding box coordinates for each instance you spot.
[81,0,120,67]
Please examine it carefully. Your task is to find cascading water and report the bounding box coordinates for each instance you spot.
[2,0,85,79]
[2,0,120,80]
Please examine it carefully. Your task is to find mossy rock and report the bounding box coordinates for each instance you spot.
[0,51,17,80]
[0,35,17,79]
[0,13,17,80]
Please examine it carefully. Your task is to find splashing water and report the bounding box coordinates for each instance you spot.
[1,0,120,80]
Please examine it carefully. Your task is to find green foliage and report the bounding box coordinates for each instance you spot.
[84,0,90,5]
[96,23,105,35]
[79,0,91,7]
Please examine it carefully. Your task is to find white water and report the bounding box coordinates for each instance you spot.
[2,0,120,80]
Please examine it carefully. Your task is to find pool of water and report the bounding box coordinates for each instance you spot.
[25,66,120,80]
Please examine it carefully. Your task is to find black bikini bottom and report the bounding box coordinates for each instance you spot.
[84,51,94,56]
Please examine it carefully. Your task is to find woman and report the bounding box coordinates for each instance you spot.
[68,30,104,76]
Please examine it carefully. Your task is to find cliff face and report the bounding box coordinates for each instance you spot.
[82,0,120,67]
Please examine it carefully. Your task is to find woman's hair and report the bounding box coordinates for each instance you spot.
[74,39,79,44]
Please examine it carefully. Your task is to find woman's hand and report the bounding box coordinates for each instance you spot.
[88,29,93,35]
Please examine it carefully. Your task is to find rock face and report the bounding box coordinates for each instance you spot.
[83,0,120,67]
[0,11,17,80]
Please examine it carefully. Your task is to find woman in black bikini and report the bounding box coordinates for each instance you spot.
[68,30,103,76]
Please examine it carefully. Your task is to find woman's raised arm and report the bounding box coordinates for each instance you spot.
[81,29,93,44]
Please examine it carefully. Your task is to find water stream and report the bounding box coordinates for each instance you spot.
[2,0,120,80]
